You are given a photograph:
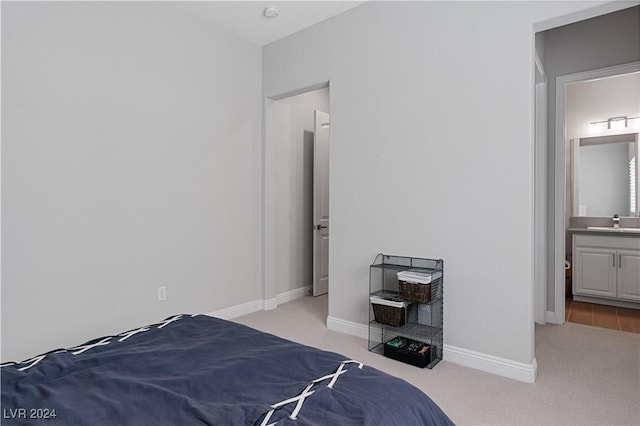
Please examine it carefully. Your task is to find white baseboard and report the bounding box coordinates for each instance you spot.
[546,310,562,324]
[326,316,538,383]
[444,344,538,383]
[326,316,369,340]
[277,286,312,305]
[263,297,278,311]
[207,286,311,319]
[208,300,263,320]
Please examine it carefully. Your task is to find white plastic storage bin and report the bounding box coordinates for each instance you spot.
[370,295,410,327]
[397,270,441,303]
[396,270,441,284]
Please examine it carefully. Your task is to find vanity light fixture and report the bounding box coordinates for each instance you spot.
[589,115,640,133]
[263,6,279,18]
[608,116,628,131]
[628,116,640,130]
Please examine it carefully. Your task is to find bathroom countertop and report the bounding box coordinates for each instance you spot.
[568,227,640,236]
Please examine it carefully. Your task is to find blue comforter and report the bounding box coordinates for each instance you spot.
[1,314,454,425]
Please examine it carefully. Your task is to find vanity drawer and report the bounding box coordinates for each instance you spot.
[574,234,640,250]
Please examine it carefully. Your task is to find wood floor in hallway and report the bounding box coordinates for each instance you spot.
[565,297,640,333]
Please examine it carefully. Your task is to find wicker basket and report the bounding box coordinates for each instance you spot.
[372,303,405,327]
[399,280,431,303]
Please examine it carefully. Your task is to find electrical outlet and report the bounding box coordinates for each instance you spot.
[157,286,167,301]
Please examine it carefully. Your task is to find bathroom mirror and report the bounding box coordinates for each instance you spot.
[571,132,639,217]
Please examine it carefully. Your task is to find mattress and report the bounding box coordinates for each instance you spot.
[1,314,454,425]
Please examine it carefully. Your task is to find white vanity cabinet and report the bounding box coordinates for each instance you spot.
[573,234,640,305]
[618,249,640,301]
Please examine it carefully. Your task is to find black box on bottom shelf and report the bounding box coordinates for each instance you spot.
[383,336,431,368]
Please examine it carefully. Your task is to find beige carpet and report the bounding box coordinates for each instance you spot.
[235,295,640,426]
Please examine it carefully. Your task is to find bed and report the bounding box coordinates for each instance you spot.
[1,314,453,425]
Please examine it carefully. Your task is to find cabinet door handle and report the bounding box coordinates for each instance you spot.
[612,254,616,268]
[619,254,622,268]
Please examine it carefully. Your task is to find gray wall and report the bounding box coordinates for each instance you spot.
[270,88,329,295]
[263,1,607,366]
[565,73,640,141]
[543,5,640,311]
[1,2,262,361]
[1,0,625,370]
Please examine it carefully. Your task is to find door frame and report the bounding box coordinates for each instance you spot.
[262,82,330,309]
[534,56,547,325]
[552,61,640,323]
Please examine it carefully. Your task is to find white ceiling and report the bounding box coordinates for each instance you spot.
[171,1,366,46]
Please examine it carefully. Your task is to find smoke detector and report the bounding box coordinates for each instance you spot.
[263,6,279,18]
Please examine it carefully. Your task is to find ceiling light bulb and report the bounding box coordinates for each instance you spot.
[263,6,279,18]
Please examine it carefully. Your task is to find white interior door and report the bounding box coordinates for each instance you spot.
[313,110,330,296]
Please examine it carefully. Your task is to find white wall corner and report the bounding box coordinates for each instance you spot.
[263,297,278,311]
[546,310,563,325]
[326,316,369,340]
[276,286,312,305]
[207,300,263,320]
[207,287,310,320]
[443,344,538,383]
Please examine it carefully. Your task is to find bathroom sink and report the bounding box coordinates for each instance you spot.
[586,226,640,232]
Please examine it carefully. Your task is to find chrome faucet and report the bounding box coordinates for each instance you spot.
[613,214,620,229]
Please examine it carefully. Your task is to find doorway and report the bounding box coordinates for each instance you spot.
[263,85,330,309]
[534,4,640,327]
[554,64,640,330]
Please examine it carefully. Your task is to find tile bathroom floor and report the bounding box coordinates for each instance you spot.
[565,296,640,333]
